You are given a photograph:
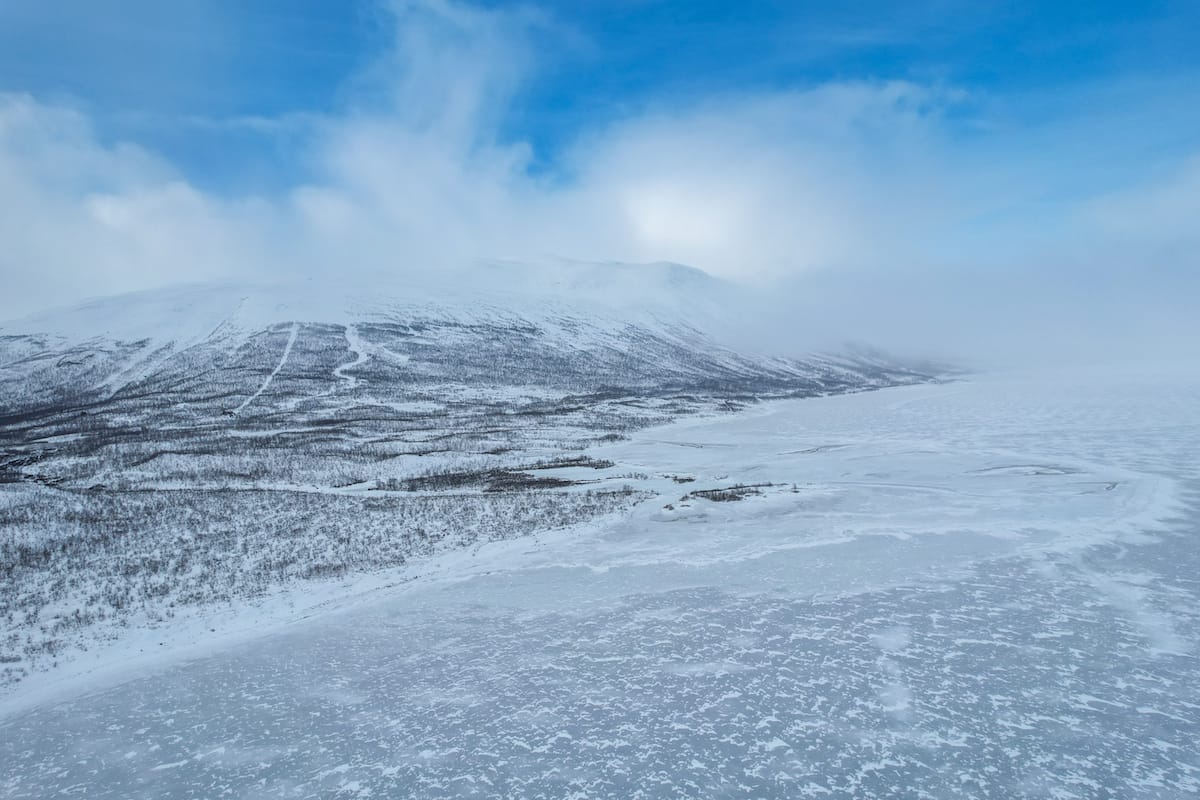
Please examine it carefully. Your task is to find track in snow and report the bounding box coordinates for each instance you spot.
[230,322,299,415]
[331,324,370,390]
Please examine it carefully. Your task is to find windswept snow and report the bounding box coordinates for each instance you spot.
[2,366,1199,798]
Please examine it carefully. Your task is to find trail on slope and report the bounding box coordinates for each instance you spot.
[331,324,370,390]
[231,322,299,415]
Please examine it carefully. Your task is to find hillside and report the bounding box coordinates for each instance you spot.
[0,262,938,689]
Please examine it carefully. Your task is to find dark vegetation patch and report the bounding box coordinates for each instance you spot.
[381,456,615,493]
[683,483,777,502]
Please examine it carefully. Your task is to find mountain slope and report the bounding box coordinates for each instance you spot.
[0,263,941,688]
[0,265,933,491]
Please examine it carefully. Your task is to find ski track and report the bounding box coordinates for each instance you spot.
[230,322,299,415]
[331,324,370,390]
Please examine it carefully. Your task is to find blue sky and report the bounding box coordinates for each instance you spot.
[1,1,1198,359]
[4,1,1197,189]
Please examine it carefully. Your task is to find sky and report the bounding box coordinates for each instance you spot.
[1,0,1198,362]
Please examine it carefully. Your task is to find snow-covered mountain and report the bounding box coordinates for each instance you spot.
[0,262,934,487]
[0,262,940,689]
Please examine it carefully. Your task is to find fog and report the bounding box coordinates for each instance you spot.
[1,0,1197,367]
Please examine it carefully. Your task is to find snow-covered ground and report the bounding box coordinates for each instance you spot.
[0,277,935,685]
[3,366,1199,798]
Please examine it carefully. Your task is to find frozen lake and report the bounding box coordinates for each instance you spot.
[3,368,1199,798]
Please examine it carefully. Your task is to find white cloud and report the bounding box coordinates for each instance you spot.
[558,83,966,279]
[0,94,276,316]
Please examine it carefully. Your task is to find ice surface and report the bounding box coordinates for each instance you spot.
[2,367,1199,798]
